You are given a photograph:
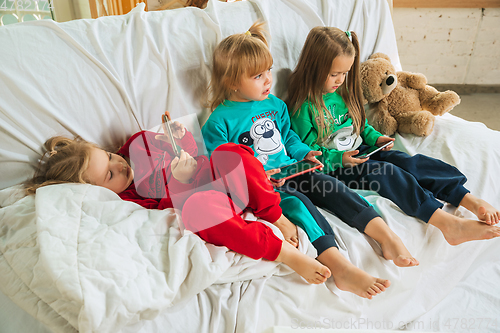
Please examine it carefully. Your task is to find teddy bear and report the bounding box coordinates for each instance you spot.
[360,53,461,136]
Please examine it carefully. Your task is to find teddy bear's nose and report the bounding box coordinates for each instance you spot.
[386,76,395,86]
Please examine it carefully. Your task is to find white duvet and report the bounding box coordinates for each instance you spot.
[0,183,316,332]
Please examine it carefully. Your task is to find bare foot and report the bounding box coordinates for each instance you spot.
[276,241,331,284]
[363,217,418,267]
[274,214,299,247]
[474,202,500,225]
[438,216,500,246]
[380,236,419,267]
[334,265,391,299]
[318,247,390,299]
[460,194,500,225]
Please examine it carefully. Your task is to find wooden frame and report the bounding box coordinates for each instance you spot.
[88,0,147,18]
[394,0,500,8]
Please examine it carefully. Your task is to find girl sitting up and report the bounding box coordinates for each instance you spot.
[24,118,331,285]
[286,26,500,247]
[201,21,413,299]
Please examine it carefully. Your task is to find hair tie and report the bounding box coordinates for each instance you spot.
[245,31,252,36]
[345,30,352,41]
[49,150,57,157]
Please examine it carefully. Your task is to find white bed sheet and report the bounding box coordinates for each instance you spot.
[1,0,499,332]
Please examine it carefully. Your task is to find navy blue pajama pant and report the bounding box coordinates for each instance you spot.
[330,147,470,223]
[281,171,381,235]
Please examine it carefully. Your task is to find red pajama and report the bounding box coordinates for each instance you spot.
[118,131,283,261]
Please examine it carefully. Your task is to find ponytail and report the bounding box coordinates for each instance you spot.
[24,136,98,195]
[246,21,269,47]
[337,30,365,137]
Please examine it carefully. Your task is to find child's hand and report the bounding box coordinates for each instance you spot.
[273,214,299,248]
[265,168,286,188]
[170,121,186,139]
[375,136,395,150]
[156,111,186,143]
[156,121,186,143]
[170,150,198,184]
[343,150,369,168]
[304,150,324,170]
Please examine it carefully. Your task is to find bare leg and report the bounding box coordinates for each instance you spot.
[273,214,299,247]
[276,241,331,284]
[429,208,500,245]
[459,193,500,225]
[317,247,391,299]
[364,217,419,267]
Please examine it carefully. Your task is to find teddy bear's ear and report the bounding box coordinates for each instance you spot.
[369,53,391,62]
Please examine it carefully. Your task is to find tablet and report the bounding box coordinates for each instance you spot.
[270,160,322,182]
[354,141,392,159]
[162,113,180,157]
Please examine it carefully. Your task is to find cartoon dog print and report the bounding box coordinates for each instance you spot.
[238,118,284,165]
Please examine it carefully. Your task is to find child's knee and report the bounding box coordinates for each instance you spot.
[211,146,244,171]
[281,195,306,208]
[280,195,308,219]
[182,190,233,232]
[212,144,262,179]
[214,142,253,155]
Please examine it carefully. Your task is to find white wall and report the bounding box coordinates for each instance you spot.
[393,8,500,85]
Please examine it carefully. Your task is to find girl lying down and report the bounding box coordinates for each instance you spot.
[23,117,332,285]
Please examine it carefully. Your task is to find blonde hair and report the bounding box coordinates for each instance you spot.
[24,136,98,195]
[208,21,273,111]
[287,27,365,143]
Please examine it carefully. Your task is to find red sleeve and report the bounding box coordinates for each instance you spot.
[118,130,198,156]
[117,131,208,210]
[118,131,176,159]
[119,183,174,210]
[177,131,198,156]
[167,155,211,209]
[147,130,198,157]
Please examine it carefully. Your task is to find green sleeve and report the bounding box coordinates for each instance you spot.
[361,119,383,146]
[290,103,344,172]
[279,100,311,162]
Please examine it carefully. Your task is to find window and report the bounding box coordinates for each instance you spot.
[0,0,54,26]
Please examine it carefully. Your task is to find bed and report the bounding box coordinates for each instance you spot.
[1,0,499,332]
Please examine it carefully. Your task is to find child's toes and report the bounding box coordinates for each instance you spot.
[315,274,328,284]
[316,274,326,283]
[320,267,332,279]
[374,282,387,292]
[486,214,496,225]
